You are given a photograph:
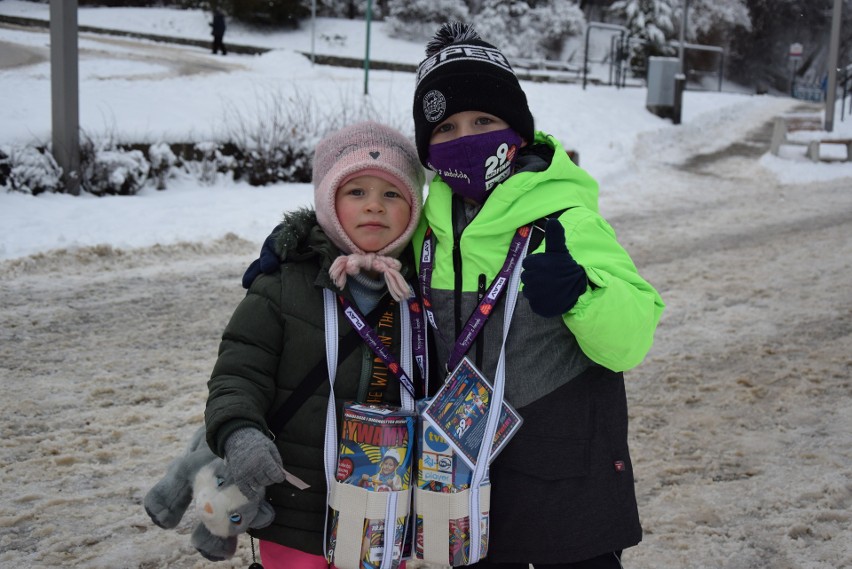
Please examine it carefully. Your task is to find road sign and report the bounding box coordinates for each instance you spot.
[789,42,803,59]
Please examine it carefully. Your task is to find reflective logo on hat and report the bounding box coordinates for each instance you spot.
[423,90,447,123]
[416,44,515,82]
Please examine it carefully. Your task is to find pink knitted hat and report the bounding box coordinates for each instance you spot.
[314,121,424,258]
[313,121,425,299]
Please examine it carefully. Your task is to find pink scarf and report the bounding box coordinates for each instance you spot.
[328,253,412,302]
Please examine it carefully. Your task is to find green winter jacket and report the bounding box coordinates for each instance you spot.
[413,131,664,389]
[411,131,665,562]
[205,208,414,554]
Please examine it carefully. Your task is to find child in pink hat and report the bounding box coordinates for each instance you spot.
[205,121,425,569]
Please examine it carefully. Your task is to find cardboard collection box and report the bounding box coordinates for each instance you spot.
[327,403,415,569]
[414,403,488,565]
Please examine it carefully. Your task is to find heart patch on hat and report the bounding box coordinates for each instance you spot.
[370,151,380,159]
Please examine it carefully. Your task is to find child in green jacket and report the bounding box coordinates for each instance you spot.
[410,22,665,569]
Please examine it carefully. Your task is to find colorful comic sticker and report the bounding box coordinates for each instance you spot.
[328,403,415,569]
[421,358,522,469]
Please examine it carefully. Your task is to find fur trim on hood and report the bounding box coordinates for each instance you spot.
[241,206,416,293]
[271,207,320,262]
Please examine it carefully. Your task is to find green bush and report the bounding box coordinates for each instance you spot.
[1,146,63,195]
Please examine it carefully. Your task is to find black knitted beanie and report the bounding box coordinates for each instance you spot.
[412,22,535,166]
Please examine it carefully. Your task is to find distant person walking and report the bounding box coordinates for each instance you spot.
[210,10,226,55]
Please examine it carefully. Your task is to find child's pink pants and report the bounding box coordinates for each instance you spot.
[259,541,336,569]
[258,541,407,569]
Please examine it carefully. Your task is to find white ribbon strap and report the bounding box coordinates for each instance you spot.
[328,482,412,569]
[467,231,531,564]
[399,299,415,413]
[322,290,416,569]
[416,485,490,563]
[322,289,340,558]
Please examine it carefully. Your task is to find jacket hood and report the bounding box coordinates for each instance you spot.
[271,207,323,262]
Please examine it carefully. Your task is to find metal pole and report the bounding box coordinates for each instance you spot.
[608,34,617,87]
[824,0,842,132]
[363,0,372,95]
[678,0,689,74]
[50,0,80,195]
[310,0,316,64]
[673,74,686,125]
[583,24,591,89]
[790,59,798,97]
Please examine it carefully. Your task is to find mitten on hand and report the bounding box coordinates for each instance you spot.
[223,428,285,499]
[521,219,589,318]
[241,224,284,289]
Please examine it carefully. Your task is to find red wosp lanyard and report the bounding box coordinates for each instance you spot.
[418,225,532,371]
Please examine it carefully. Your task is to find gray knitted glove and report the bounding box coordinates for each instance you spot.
[223,427,285,499]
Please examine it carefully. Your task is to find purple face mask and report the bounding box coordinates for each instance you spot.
[427,128,522,204]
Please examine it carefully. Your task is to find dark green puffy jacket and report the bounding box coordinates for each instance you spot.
[205,208,415,554]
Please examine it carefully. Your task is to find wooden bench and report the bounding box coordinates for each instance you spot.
[806,138,852,162]
[769,114,822,156]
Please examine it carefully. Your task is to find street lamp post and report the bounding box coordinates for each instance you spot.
[50,0,80,195]
[363,0,372,95]
[310,0,316,65]
[678,0,690,75]
[824,0,842,131]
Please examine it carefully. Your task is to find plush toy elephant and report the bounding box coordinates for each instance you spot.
[144,426,276,561]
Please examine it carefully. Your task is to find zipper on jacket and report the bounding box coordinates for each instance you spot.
[475,273,486,369]
[451,196,465,340]
[355,344,372,402]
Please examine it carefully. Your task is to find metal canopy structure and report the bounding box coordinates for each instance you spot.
[582,22,629,90]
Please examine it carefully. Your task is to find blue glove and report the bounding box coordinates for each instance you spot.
[521,219,588,317]
[241,224,283,289]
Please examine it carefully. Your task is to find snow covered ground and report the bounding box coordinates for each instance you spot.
[0,2,851,568]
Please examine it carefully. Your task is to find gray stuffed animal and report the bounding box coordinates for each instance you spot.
[144,426,276,561]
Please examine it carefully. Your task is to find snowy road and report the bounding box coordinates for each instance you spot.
[609,107,852,569]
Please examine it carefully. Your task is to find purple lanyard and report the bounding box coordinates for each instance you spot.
[408,296,429,385]
[337,295,426,398]
[419,225,532,371]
